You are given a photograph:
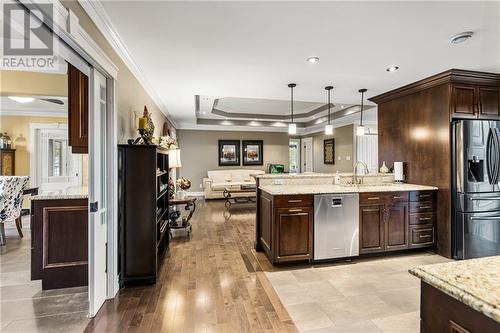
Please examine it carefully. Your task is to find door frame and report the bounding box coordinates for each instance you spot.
[21,0,120,313]
[301,137,314,172]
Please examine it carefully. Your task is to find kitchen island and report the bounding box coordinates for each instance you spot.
[255,173,438,265]
[410,256,500,332]
[31,189,88,290]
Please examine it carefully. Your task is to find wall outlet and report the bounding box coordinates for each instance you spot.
[346,156,351,161]
[199,183,203,189]
[338,156,342,160]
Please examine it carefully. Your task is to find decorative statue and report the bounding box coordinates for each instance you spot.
[130,106,155,145]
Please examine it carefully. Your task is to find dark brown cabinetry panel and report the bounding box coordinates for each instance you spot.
[275,207,312,260]
[385,203,408,250]
[420,282,500,333]
[68,63,89,154]
[259,194,272,255]
[360,204,384,254]
[452,85,477,118]
[31,198,88,290]
[256,193,313,264]
[370,69,500,258]
[478,86,500,119]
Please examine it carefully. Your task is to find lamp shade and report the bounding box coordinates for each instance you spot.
[288,123,297,135]
[324,124,333,135]
[169,148,182,168]
[356,125,365,136]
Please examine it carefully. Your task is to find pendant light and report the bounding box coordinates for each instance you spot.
[324,86,334,135]
[357,88,367,136]
[288,83,297,135]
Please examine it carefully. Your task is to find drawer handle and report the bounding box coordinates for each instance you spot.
[288,200,302,203]
[419,235,432,239]
[288,209,303,213]
[419,217,432,221]
[419,194,431,198]
[419,206,431,209]
[367,197,380,200]
[393,196,404,199]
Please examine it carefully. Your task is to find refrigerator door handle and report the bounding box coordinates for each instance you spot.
[486,128,494,185]
[493,128,500,184]
[469,216,500,221]
[468,197,500,201]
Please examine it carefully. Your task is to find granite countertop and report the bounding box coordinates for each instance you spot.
[31,186,89,201]
[409,256,500,322]
[259,183,437,195]
[255,172,394,179]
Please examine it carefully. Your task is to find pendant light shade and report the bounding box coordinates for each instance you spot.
[324,86,334,135]
[288,83,297,135]
[357,88,367,136]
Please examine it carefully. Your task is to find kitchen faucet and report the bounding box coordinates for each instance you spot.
[353,161,370,185]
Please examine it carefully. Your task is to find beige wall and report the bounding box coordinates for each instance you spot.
[61,1,173,141]
[0,70,67,97]
[0,116,68,175]
[177,130,290,190]
[310,124,354,173]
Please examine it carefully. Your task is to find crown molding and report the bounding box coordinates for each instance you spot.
[77,0,178,128]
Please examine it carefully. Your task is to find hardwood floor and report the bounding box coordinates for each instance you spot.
[85,199,298,333]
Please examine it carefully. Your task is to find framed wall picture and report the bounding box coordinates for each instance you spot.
[218,140,240,166]
[324,138,335,164]
[242,140,263,165]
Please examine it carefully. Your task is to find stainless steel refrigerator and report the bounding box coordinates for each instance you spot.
[452,120,500,259]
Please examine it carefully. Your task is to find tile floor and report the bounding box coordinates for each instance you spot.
[266,252,451,333]
[0,216,90,332]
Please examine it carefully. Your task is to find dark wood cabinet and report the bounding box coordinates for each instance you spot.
[420,282,500,333]
[118,145,169,286]
[385,203,408,250]
[68,63,89,154]
[275,207,313,261]
[360,190,435,254]
[31,198,88,290]
[452,85,477,118]
[478,86,500,118]
[451,84,500,120]
[257,191,313,264]
[360,204,384,253]
[371,69,500,258]
[0,148,15,175]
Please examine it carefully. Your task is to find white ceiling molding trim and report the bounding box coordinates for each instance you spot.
[77,0,177,128]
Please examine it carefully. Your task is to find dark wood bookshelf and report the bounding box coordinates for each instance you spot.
[118,144,169,286]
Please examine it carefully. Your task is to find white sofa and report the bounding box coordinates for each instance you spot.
[203,169,265,199]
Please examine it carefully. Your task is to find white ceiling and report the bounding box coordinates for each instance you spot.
[99,1,500,130]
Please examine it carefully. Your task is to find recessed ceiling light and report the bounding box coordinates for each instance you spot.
[306,57,319,63]
[386,66,399,72]
[201,111,206,115]
[450,31,473,44]
[341,105,345,109]
[8,96,35,103]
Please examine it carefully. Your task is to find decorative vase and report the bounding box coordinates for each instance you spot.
[379,161,389,173]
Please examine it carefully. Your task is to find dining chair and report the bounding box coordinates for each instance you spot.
[0,176,29,246]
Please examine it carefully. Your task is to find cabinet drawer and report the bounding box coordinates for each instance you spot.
[410,225,434,247]
[389,192,410,203]
[409,212,436,225]
[274,194,313,208]
[359,193,390,205]
[410,190,436,202]
[410,201,435,213]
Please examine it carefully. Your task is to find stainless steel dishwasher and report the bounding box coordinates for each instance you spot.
[314,194,359,260]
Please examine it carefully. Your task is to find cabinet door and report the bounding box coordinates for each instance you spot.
[451,85,477,119]
[275,207,313,262]
[478,87,500,119]
[385,203,408,251]
[360,204,385,254]
[68,63,89,154]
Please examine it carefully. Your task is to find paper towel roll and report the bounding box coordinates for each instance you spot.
[394,162,404,182]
